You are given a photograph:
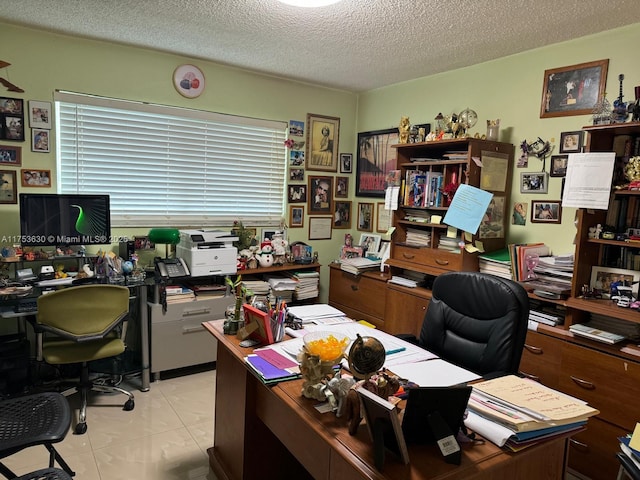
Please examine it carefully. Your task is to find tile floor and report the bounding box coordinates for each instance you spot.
[3,369,218,480]
[3,367,586,480]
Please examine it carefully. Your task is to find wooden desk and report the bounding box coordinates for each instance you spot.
[203,320,570,480]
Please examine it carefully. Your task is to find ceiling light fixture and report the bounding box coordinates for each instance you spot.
[277,0,342,7]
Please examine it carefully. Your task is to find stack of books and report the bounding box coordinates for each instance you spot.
[388,270,427,288]
[288,270,320,300]
[438,236,462,253]
[339,256,381,275]
[165,285,195,303]
[528,298,565,327]
[245,348,301,385]
[465,375,599,452]
[478,248,512,280]
[265,275,297,303]
[618,428,640,478]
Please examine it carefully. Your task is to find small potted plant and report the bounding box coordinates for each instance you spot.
[223,275,253,335]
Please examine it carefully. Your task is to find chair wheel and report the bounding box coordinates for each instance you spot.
[124,399,135,411]
[75,422,87,435]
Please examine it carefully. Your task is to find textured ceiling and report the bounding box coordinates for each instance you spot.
[2,0,640,92]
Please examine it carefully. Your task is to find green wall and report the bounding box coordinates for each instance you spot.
[357,23,640,255]
[2,21,640,298]
[0,23,358,300]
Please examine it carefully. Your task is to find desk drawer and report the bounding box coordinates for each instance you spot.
[560,342,640,430]
[392,244,463,271]
[150,296,232,324]
[329,268,386,320]
[568,416,626,480]
[519,331,562,389]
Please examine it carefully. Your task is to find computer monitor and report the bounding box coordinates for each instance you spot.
[19,193,111,247]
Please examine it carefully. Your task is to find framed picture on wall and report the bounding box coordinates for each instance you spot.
[559,131,583,154]
[356,128,399,197]
[305,113,340,172]
[21,169,51,187]
[0,144,21,166]
[531,200,562,223]
[333,200,351,229]
[340,153,353,173]
[28,100,52,129]
[540,59,608,118]
[550,155,569,176]
[0,170,17,204]
[32,128,50,152]
[520,172,549,194]
[335,176,349,198]
[308,175,333,214]
[290,205,304,228]
[288,184,307,203]
[357,202,374,231]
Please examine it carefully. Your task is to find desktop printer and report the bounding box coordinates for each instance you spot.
[176,230,238,277]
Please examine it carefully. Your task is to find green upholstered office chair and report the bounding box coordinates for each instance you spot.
[36,285,135,435]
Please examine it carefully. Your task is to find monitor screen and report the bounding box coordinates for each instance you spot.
[19,194,111,246]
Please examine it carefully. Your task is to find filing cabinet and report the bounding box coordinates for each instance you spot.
[149,294,233,378]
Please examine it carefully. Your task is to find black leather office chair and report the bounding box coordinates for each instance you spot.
[414,271,529,379]
[35,285,135,435]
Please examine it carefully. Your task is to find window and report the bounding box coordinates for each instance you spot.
[55,91,287,228]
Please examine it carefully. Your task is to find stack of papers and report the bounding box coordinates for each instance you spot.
[569,322,626,344]
[286,304,348,324]
[389,275,418,288]
[241,278,270,296]
[465,375,599,451]
[404,228,431,247]
[339,257,381,275]
[478,248,512,280]
[245,350,300,385]
[288,271,319,300]
[265,275,296,303]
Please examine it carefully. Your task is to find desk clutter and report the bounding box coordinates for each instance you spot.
[215,310,600,470]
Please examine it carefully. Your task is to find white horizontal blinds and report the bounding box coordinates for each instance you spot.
[55,91,287,227]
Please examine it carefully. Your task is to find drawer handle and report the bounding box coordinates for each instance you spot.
[570,376,595,390]
[569,438,588,451]
[351,285,359,291]
[183,308,211,317]
[435,259,449,265]
[182,326,203,334]
[402,253,415,260]
[519,372,540,382]
[524,344,543,355]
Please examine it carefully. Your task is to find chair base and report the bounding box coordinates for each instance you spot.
[14,467,73,480]
[59,363,135,435]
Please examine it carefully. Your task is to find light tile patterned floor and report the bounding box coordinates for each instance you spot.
[3,370,218,480]
[3,368,586,479]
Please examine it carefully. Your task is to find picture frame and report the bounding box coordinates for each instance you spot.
[0,170,17,204]
[31,128,50,153]
[28,100,52,129]
[242,304,275,346]
[357,202,374,231]
[376,202,391,233]
[289,120,304,137]
[290,150,304,166]
[0,144,21,166]
[305,113,340,172]
[340,153,353,173]
[335,176,349,198]
[134,236,155,250]
[340,245,363,259]
[0,97,23,115]
[520,172,549,194]
[288,184,307,203]
[333,200,352,229]
[559,131,584,154]
[2,114,24,141]
[357,386,409,468]
[260,228,278,243]
[291,243,313,263]
[20,169,51,187]
[359,233,381,254]
[590,266,640,299]
[308,175,333,214]
[356,127,399,197]
[531,200,562,223]
[289,168,304,181]
[173,64,205,98]
[308,216,332,240]
[540,59,609,118]
[289,205,304,228]
[550,155,569,177]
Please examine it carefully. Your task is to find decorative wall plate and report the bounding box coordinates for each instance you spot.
[173,64,205,98]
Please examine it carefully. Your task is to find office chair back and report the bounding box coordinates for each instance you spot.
[419,271,529,378]
[37,284,129,340]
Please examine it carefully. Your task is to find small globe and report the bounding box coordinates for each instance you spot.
[459,108,478,129]
[347,334,386,379]
[122,261,134,274]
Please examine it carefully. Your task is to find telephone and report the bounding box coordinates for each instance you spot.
[154,257,190,278]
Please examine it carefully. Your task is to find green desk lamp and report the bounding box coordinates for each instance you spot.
[148,228,180,258]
